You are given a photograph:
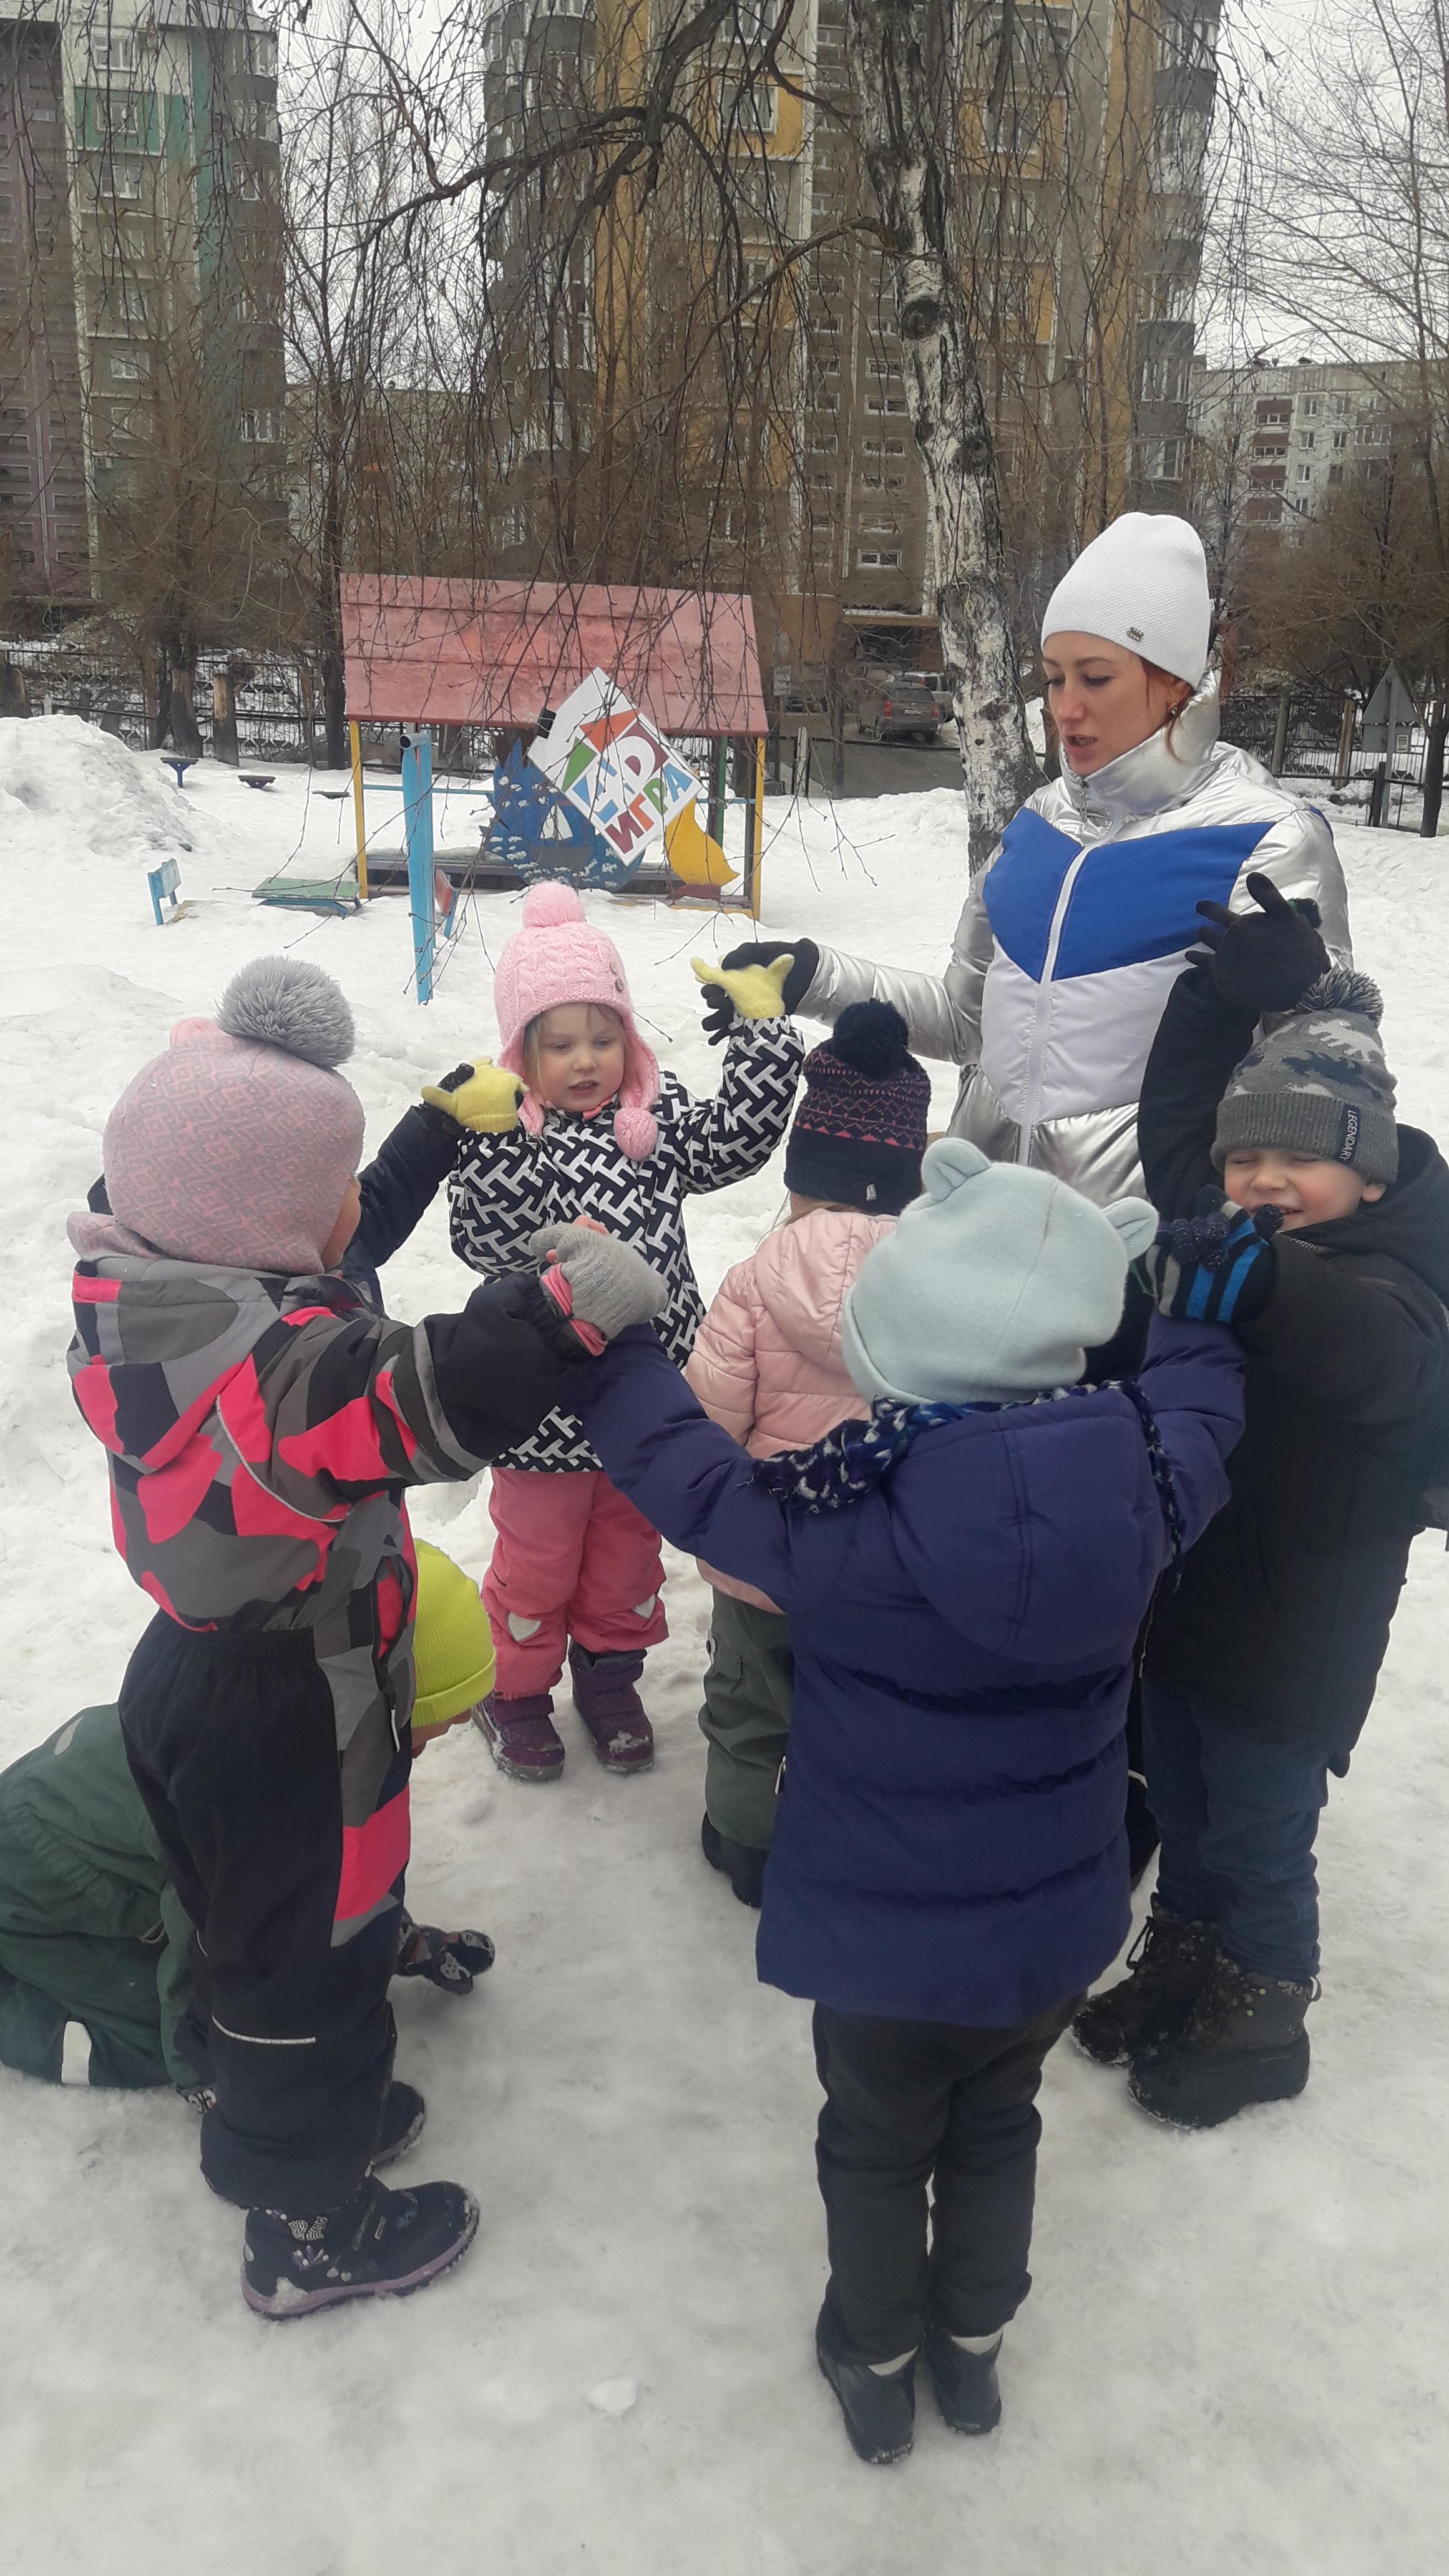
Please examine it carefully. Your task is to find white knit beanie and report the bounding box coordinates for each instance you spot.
[1040,512,1211,687]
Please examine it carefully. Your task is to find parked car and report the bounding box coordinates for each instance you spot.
[903,669,955,721]
[854,675,941,744]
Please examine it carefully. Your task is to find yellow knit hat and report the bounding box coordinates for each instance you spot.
[412,1542,496,1734]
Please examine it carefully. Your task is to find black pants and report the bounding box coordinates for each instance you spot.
[120,1617,400,2216]
[812,1997,1079,2363]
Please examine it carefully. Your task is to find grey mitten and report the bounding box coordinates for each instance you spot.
[529,1224,668,1341]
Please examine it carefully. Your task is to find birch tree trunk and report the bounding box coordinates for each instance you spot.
[845,0,1041,867]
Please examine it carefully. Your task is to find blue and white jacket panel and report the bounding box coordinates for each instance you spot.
[801,673,1353,1204]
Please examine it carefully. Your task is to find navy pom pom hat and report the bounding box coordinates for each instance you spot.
[783,999,930,1214]
[1212,967,1398,1185]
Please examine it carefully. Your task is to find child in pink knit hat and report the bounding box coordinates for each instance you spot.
[66,954,665,2321]
[430,881,804,1784]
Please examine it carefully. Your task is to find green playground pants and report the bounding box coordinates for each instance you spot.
[698,1591,796,1853]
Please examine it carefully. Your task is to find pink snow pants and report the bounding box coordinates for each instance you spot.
[485,1466,668,1697]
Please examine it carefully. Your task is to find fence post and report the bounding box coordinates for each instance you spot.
[739,738,765,919]
[1270,688,1291,779]
[1367,761,1387,828]
[1333,693,1357,788]
[212,670,239,764]
[401,725,436,1005]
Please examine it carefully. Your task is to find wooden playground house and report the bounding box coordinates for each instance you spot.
[337,579,769,1000]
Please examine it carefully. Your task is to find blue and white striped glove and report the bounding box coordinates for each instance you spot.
[1145,1191,1283,1325]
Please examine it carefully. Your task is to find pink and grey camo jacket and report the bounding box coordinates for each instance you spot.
[68,1241,585,1940]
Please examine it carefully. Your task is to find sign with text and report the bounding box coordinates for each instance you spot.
[529,670,700,869]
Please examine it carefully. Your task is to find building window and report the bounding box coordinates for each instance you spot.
[856,548,902,568]
[99,94,149,152]
[1330,394,1347,414]
[1299,431,1315,449]
[90,31,141,75]
[103,157,143,200]
[1148,437,1184,480]
[865,394,907,414]
[1327,464,1345,484]
[238,410,280,444]
[809,432,838,454]
[1331,430,1347,449]
[1300,396,1319,417]
[861,516,900,535]
[109,353,140,381]
[1296,464,1313,484]
[237,157,263,204]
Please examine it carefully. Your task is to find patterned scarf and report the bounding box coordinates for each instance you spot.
[751,1378,1186,1576]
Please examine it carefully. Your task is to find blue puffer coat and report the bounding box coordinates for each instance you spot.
[575,1319,1242,2027]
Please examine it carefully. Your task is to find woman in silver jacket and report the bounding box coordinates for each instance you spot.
[740,513,1351,1206]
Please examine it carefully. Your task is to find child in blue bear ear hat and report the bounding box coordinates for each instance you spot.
[564,1137,1248,2467]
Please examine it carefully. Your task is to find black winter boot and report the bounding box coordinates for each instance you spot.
[568,1646,654,1773]
[816,2340,917,2465]
[1128,1951,1314,2130]
[700,1813,768,1909]
[923,2330,1002,2435]
[242,2175,479,2319]
[1072,1910,1219,2066]
[371,2081,426,2169]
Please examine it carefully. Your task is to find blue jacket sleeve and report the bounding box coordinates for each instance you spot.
[572,1329,812,1604]
[1136,1314,1246,1553]
[352,1103,461,1277]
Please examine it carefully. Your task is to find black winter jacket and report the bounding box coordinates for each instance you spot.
[1138,966,1449,1759]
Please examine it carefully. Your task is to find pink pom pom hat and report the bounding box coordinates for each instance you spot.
[494,881,660,1159]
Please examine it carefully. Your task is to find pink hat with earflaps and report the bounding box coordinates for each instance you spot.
[494,882,660,1159]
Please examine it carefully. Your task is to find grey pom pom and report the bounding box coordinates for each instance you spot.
[215,958,355,1067]
[1297,965,1384,1028]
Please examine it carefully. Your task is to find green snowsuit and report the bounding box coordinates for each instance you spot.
[0,1705,195,2088]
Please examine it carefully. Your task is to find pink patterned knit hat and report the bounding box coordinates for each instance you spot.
[494,882,660,1159]
[93,958,366,1275]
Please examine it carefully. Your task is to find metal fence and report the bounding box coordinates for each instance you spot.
[0,640,332,764]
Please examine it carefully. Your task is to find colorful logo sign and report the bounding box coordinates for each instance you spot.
[529,670,701,867]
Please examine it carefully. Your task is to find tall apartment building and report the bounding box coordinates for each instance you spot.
[479,0,1221,678]
[1191,354,1423,570]
[0,0,282,618]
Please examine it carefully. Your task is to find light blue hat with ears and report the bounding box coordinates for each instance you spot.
[842,1138,1158,1407]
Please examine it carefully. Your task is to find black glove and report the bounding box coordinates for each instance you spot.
[396,1910,496,1996]
[1188,872,1329,1018]
[718,937,819,1017]
[1145,1188,1282,1325]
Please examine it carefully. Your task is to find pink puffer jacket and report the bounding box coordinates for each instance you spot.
[684,1206,894,1610]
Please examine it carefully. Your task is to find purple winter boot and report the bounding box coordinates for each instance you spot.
[568,1646,655,1774]
[473,1692,565,1783]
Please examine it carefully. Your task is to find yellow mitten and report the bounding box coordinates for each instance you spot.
[690,952,796,1023]
[421,1059,525,1133]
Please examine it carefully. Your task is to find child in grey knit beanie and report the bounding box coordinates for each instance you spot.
[1212,965,1397,1227]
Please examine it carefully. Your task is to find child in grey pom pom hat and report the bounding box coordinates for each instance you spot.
[65,955,664,2320]
[1081,879,1449,2134]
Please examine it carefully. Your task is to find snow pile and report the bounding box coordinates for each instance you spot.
[0,712,204,868]
[1,758,1448,2576]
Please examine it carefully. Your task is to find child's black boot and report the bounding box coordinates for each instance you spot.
[242,2175,479,2318]
[1128,1950,1314,2129]
[700,1813,768,1908]
[816,2306,916,2464]
[1072,1909,1219,2066]
[923,2330,1002,2434]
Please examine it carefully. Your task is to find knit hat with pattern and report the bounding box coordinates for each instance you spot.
[494,881,660,1159]
[96,957,366,1276]
[784,1000,930,1215]
[1212,967,1398,1185]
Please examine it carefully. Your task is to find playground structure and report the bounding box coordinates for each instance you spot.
[337,576,770,1004]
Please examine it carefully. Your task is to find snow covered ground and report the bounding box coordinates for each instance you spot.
[2,720,1447,2576]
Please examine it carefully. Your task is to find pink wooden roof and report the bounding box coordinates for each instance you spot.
[341,575,766,737]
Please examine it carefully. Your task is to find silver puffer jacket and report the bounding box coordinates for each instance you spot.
[802,672,1352,1204]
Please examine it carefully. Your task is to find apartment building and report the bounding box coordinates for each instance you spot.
[0,0,282,617]
[1192,355,1424,545]
[477,0,1222,678]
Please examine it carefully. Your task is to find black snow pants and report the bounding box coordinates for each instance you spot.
[812,1997,1079,2364]
[119,1617,401,2215]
